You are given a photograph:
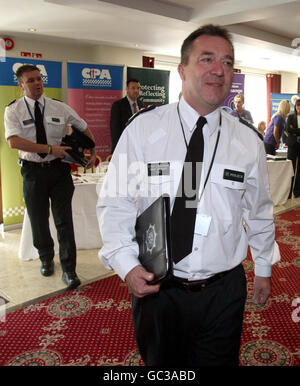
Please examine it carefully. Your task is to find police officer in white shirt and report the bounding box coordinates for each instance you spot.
[97,25,280,366]
[5,64,96,289]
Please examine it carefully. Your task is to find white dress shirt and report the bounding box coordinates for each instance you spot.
[97,97,280,281]
[127,96,139,115]
[4,95,87,162]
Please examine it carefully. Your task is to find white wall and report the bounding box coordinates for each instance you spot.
[281,72,299,94]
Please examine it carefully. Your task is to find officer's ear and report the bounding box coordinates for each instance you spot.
[178,63,185,81]
[18,80,25,92]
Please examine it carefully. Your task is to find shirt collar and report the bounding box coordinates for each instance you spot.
[127,96,137,106]
[24,95,45,108]
[179,96,220,135]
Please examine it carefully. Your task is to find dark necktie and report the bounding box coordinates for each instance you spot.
[34,100,47,158]
[171,116,207,264]
[132,102,137,114]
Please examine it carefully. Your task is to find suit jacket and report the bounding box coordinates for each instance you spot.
[110,96,144,153]
[286,114,300,147]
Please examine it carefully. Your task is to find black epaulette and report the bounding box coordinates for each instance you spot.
[239,117,263,141]
[7,99,16,107]
[52,98,62,102]
[126,105,156,127]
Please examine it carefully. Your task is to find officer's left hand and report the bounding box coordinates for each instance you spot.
[253,276,272,305]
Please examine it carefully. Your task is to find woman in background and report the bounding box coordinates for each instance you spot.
[286,98,300,198]
[264,100,290,155]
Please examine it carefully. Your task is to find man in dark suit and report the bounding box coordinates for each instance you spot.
[110,78,144,153]
[286,98,300,198]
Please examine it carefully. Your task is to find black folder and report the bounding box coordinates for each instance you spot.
[135,195,172,284]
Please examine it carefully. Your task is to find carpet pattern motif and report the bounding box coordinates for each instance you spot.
[0,207,300,366]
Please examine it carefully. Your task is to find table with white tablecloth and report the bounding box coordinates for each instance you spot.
[267,159,294,206]
[19,174,104,261]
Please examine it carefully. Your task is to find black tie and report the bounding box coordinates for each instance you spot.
[171,116,207,264]
[34,101,47,158]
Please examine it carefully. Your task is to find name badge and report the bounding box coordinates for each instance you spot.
[148,162,170,176]
[51,117,60,122]
[194,214,212,236]
[23,119,34,125]
[223,169,244,183]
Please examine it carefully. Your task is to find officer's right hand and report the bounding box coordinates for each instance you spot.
[125,265,160,298]
[51,145,72,158]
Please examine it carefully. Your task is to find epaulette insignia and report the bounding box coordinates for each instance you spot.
[7,99,16,107]
[52,98,62,102]
[126,105,156,127]
[239,117,263,141]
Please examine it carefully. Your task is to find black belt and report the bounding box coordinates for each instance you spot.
[19,158,61,168]
[163,265,240,293]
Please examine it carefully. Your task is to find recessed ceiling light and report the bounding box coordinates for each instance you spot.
[28,28,37,32]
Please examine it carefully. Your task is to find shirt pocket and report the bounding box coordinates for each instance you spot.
[210,163,246,190]
[146,160,176,198]
[21,119,36,142]
[45,116,66,139]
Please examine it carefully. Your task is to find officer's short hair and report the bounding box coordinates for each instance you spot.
[126,78,140,87]
[180,24,234,65]
[234,94,244,103]
[16,64,40,82]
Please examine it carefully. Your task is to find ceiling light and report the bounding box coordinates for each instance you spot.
[28,28,37,32]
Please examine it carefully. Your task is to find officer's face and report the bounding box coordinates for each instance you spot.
[127,82,140,101]
[178,35,234,115]
[18,70,44,100]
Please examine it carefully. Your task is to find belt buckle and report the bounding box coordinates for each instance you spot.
[182,280,206,292]
[41,161,51,168]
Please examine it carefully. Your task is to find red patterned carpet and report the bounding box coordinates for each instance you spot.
[0,207,300,366]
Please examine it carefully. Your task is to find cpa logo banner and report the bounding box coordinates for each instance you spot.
[0,57,61,88]
[67,62,123,90]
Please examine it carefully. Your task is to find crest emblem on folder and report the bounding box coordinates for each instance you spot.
[145,224,157,254]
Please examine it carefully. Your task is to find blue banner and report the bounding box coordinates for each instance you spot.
[67,62,123,90]
[271,93,300,116]
[0,57,61,88]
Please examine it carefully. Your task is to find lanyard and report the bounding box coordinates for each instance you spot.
[24,97,46,124]
[177,103,221,202]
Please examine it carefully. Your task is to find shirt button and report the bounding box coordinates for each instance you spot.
[194,247,198,251]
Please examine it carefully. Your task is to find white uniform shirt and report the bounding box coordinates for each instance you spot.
[4,96,87,162]
[97,97,280,281]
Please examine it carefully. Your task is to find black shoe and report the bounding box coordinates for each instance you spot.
[62,272,81,289]
[40,261,54,276]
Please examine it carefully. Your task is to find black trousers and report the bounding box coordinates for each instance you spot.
[21,161,76,272]
[132,264,247,366]
[288,143,300,197]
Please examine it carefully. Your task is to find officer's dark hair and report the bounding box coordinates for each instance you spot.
[180,24,234,65]
[126,78,140,87]
[16,64,40,82]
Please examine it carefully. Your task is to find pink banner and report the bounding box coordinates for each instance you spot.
[67,89,122,160]
[67,62,124,161]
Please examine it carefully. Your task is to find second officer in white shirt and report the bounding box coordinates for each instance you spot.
[5,64,96,289]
